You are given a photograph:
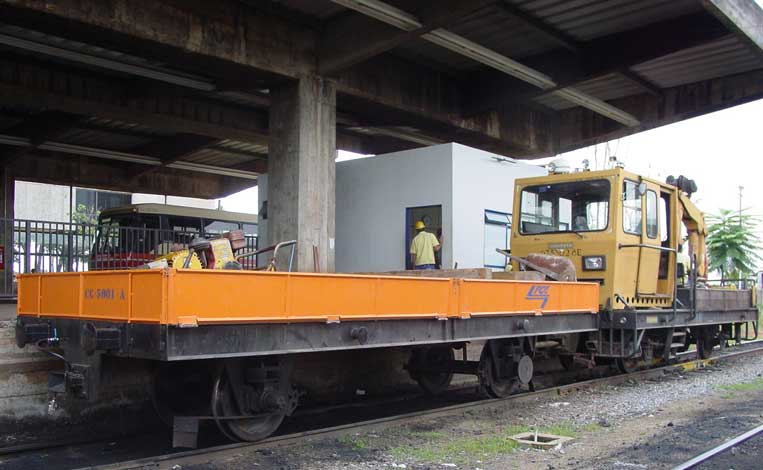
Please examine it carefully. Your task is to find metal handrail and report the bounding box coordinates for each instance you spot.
[618,243,676,252]
[237,240,297,272]
[0,216,258,296]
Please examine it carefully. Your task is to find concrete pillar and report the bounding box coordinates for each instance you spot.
[268,76,336,272]
[0,167,14,296]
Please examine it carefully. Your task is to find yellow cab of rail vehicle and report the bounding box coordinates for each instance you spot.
[510,167,706,312]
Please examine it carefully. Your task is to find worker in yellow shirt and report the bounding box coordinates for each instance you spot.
[677,243,690,286]
[410,220,441,270]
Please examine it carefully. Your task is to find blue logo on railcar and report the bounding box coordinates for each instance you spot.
[526,285,550,309]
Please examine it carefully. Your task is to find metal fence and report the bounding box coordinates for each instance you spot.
[0,218,257,298]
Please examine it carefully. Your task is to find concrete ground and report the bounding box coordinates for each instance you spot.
[0,303,15,321]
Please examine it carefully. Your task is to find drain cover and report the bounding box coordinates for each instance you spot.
[510,432,573,449]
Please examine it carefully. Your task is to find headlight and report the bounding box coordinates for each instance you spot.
[583,256,606,271]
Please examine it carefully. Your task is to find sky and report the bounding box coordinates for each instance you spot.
[545,98,763,219]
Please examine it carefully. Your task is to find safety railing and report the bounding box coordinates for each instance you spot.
[0,218,257,298]
[705,278,757,290]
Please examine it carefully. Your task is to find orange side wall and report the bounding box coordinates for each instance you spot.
[17,269,599,325]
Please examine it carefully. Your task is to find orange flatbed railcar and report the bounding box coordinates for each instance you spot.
[17,268,599,326]
[14,268,601,444]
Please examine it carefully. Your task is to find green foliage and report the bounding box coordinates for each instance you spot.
[716,378,763,399]
[71,203,99,227]
[390,423,584,464]
[338,434,370,450]
[706,208,762,280]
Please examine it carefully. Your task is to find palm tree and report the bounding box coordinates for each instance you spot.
[706,208,762,282]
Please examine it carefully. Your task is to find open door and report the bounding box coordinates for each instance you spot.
[405,205,442,269]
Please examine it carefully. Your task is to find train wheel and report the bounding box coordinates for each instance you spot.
[478,340,524,398]
[210,358,295,442]
[615,356,641,374]
[696,326,716,359]
[409,346,455,396]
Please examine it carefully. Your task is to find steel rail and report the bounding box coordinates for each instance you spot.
[672,422,763,470]
[73,342,763,470]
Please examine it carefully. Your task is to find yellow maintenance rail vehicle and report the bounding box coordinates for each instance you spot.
[12,167,757,446]
[510,167,758,372]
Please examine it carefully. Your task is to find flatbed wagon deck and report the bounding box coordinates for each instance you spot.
[16,269,600,360]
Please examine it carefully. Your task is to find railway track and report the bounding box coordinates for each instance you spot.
[61,341,763,470]
[673,422,763,470]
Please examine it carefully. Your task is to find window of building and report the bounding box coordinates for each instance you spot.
[622,180,642,235]
[242,223,258,235]
[74,188,131,220]
[484,210,511,268]
[203,220,240,236]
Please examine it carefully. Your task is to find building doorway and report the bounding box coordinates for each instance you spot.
[405,205,442,270]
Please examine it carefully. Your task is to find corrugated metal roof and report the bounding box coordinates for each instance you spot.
[263,0,343,20]
[216,139,269,156]
[182,148,265,167]
[213,91,270,109]
[394,3,562,70]
[507,0,701,41]
[0,114,23,131]
[632,35,762,88]
[83,118,176,138]
[56,128,154,150]
[0,23,209,84]
[534,72,643,110]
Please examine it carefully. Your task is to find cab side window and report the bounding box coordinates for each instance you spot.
[622,181,642,235]
[646,190,658,239]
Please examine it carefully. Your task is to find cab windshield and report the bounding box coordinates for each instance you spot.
[519,179,610,235]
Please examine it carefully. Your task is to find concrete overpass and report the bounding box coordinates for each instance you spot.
[0,0,762,271]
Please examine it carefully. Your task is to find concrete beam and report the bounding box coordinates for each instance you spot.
[0,1,536,155]
[332,0,638,127]
[0,0,316,79]
[557,68,763,154]
[0,167,11,220]
[128,134,222,180]
[335,54,558,156]
[702,0,763,62]
[0,167,13,294]
[466,11,730,114]
[268,76,336,272]
[319,0,497,74]
[0,59,269,145]
[0,111,85,167]
[8,150,253,199]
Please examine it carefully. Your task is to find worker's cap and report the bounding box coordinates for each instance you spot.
[415,220,426,230]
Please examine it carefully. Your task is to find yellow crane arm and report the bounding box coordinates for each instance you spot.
[678,192,707,279]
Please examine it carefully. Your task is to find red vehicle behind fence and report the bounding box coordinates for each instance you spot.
[90,204,258,270]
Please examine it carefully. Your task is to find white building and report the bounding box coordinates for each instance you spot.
[13,182,221,222]
[258,143,547,273]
